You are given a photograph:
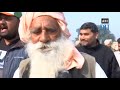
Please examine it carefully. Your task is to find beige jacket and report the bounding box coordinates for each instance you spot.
[16,52,96,78]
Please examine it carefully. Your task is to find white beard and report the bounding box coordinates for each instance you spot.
[25,34,74,78]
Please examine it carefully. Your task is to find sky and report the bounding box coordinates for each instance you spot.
[63,12,120,41]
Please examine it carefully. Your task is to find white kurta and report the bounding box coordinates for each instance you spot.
[95,62,107,78]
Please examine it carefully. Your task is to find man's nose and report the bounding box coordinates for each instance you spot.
[80,35,85,40]
[39,31,50,43]
[0,19,6,25]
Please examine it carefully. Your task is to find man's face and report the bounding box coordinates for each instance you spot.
[79,29,98,47]
[105,42,112,48]
[26,34,72,78]
[118,43,120,51]
[29,16,61,44]
[0,14,19,40]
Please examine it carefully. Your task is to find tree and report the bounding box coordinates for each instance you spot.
[97,25,116,44]
[74,28,80,43]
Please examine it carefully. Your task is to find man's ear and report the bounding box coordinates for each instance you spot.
[95,32,99,39]
[78,35,81,41]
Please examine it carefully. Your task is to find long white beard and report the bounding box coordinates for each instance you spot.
[26,34,74,78]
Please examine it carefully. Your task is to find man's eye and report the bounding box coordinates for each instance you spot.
[49,29,56,33]
[0,17,9,20]
[84,33,89,35]
[5,17,12,20]
[32,30,41,35]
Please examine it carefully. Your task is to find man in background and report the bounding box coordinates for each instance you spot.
[0,12,28,78]
[114,38,120,66]
[104,39,112,49]
[76,22,120,78]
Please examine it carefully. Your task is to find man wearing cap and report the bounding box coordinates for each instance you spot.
[0,12,28,78]
[13,12,107,78]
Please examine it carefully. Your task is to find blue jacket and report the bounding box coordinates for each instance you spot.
[2,40,28,78]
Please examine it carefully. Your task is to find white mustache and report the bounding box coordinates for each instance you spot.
[26,33,72,56]
[35,42,56,50]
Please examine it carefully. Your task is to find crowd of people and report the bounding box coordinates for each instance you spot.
[104,38,120,67]
[0,12,120,78]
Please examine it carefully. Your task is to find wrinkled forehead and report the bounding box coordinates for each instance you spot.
[30,15,60,28]
[80,29,93,33]
[33,15,58,23]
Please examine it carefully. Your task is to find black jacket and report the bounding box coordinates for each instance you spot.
[0,39,28,78]
[76,43,119,78]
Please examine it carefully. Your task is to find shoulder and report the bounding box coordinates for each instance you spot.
[76,46,83,51]
[80,52,96,78]
[18,58,30,73]
[80,52,96,62]
[99,44,115,57]
[19,58,30,68]
[18,58,30,78]
[80,52,96,70]
[13,58,30,78]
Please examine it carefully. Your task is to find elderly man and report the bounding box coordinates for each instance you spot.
[13,12,107,78]
[104,39,112,49]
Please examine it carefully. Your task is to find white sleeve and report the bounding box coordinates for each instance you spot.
[95,62,108,78]
[13,68,20,78]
